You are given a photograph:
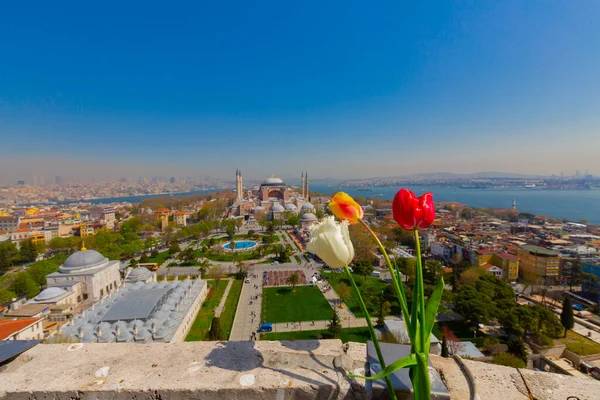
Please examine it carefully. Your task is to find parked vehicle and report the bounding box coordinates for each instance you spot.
[257,323,272,333]
[573,303,585,311]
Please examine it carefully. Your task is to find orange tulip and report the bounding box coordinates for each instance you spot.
[329,192,364,224]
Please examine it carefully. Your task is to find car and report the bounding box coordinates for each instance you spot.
[257,323,272,333]
[244,278,250,283]
[271,261,279,265]
[573,303,585,311]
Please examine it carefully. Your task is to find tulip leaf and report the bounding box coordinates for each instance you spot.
[424,278,444,353]
[347,354,417,381]
[415,352,431,399]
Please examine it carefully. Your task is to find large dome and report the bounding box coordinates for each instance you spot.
[285,203,297,211]
[262,176,284,185]
[272,204,285,212]
[60,250,108,273]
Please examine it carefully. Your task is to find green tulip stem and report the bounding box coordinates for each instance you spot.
[359,219,412,333]
[413,227,429,400]
[343,265,397,400]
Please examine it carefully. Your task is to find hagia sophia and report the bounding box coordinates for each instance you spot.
[229,170,320,228]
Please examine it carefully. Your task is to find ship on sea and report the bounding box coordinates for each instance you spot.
[357,188,375,192]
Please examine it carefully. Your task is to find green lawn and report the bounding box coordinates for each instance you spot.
[294,255,302,263]
[324,272,400,318]
[263,286,333,323]
[147,250,171,265]
[185,280,230,341]
[194,248,261,262]
[261,327,372,343]
[220,280,243,339]
[432,320,485,347]
[560,330,600,356]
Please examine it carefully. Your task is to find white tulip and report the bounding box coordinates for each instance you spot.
[306,216,354,268]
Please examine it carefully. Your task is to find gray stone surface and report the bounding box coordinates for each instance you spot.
[461,359,530,400]
[2,339,600,400]
[520,367,599,400]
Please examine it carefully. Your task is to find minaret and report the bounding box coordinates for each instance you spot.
[305,172,309,201]
[301,172,305,198]
[512,198,516,210]
[236,169,243,203]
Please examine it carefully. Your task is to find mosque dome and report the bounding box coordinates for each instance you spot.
[271,204,285,213]
[301,203,315,210]
[301,213,317,222]
[252,206,265,211]
[60,250,108,273]
[126,267,152,282]
[285,204,297,211]
[263,176,284,185]
[35,287,66,301]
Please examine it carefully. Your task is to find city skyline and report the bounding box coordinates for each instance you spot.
[1,2,599,183]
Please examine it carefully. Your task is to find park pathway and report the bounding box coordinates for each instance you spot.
[214,278,234,317]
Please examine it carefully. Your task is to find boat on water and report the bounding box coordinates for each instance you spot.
[357,188,375,192]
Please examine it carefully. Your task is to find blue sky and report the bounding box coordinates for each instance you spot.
[1,1,599,183]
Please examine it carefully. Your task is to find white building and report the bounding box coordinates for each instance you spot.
[45,248,122,302]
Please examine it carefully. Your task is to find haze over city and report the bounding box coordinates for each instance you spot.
[1,2,599,184]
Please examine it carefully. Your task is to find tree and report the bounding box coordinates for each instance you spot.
[560,296,575,337]
[353,260,374,282]
[9,272,40,299]
[287,215,300,229]
[179,247,196,263]
[424,259,444,285]
[0,241,19,271]
[349,224,376,263]
[441,336,449,358]
[208,266,224,290]
[337,282,351,307]
[441,325,463,355]
[27,260,59,287]
[492,353,526,368]
[377,294,391,327]
[198,258,210,277]
[328,310,342,338]
[19,239,38,263]
[144,236,158,251]
[169,242,181,255]
[208,317,224,340]
[139,254,150,264]
[286,272,300,291]
[459,267,483,286]
[454,285,493,326]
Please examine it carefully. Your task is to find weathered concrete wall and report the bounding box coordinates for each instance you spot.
[1,340,600,399]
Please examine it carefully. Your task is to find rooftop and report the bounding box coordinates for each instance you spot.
[520,244,560,256]
[0,318,40,340]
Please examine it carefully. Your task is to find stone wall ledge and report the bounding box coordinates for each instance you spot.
[1,340,599,399]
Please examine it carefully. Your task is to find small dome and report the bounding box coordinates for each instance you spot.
[301,203,315,210]
[301,213,317,222]
[285,204,297,211]
[35,287,66,301]
[126,267,152,282]
[272,204,285,212]
[60,250,107,273]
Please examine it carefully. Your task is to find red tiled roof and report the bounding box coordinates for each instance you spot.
[499,252,519,261]
[0,318,40,340]
[481,262,496,270]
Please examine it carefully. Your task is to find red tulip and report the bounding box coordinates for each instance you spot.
[392,188,435,230]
